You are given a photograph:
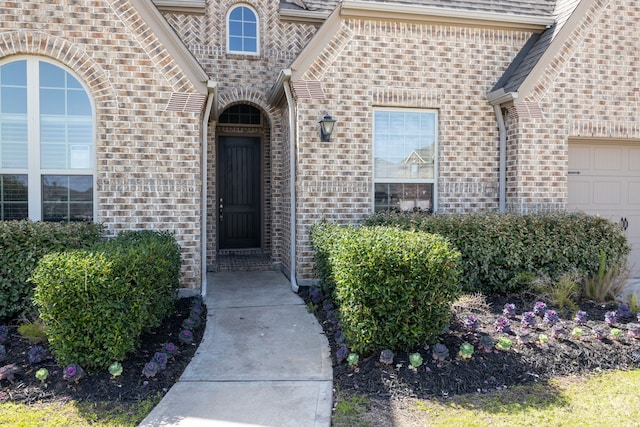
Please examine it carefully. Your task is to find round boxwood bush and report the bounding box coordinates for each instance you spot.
[331,226,461,354]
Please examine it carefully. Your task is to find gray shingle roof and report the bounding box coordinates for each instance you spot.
[281,0,582,95]
[281,0,560,17]
[493,0,581,93]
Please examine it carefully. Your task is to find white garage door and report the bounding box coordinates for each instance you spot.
[568,142,640,279]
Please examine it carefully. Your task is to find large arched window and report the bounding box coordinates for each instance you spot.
[0,58,95,221]
[227,4,259,54]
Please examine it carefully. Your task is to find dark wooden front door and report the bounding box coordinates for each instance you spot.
[218,136,261,249]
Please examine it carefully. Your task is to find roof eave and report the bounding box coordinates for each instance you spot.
[280,8,331,24]
[341,0,555,31]
[487,88,518,106]
[268,69,293,106]
[152,0,206,15]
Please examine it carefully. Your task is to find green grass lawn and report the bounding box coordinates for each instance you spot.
[0,395,161,427]
[334,369,640,426]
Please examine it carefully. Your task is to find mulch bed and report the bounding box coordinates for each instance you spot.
[0,296,206,405]
[300,289,640,400]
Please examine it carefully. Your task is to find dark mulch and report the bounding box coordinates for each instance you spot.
[300,289,640,400]
[0,296,206,405]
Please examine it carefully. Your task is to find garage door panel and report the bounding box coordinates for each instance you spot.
[593,181,622,205]
[629,148,640,172]
[568,180,590,205]
[569,142,640,279]
[630,182,640,204]
[568,146,591,170]
[594,147,623,171]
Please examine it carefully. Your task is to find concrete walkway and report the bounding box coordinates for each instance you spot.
[139,271,333,427]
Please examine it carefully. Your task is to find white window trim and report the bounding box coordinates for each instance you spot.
[226,3,260,56]
[372,107,439,212]
[0,56,97,221]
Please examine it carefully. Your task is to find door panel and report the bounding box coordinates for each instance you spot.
[218,136,261,249]
[568,143,640,278]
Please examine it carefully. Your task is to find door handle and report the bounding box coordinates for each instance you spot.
[621,217,628,231]
[219,198,224,221]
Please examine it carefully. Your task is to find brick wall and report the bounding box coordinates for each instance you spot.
[0,0,205,288]
[293,19,534,278]
[506,0,640,212]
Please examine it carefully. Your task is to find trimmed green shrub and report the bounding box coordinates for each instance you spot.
[0,221,103,320]
[363,211,630,294]
[31,230,181,371]
[310,220,350,298]
[329,225,461,353]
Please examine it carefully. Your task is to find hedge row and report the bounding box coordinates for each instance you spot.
[363,211,630,294]
[0,221,104,320]
[311,222,461,353]
[32,230,182,372]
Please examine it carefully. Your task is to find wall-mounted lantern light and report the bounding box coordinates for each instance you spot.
[319,114,336,142]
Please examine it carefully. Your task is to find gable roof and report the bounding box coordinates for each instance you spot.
[132,0,209,95]
[490,0,582,100]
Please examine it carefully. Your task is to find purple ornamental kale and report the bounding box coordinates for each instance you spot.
[605,311,617,325]
[462,315,479,331]
[323,300,335,312]
[593,326,607,341]
[336,345,348,363]
[309,287,324,304]
[182,316,200,330]
[379,349,394,365]
[543,310,559,325]
[190,305,204,317]
[503,303,516,318]
[161,342,178,358]
[152,352,168,370]
[574,310,588,324]
[432,343,449,362]
[63,364,86,383]
[334,330,346,345]
[627,325,640,340]
[493,316,511,333]
[550,324,565,339]
[27,346,47,364]
[479,335,494,353]
[0,364,18,383]
[533,301,548,316]
[178,329,193,344]
[617,304,633,320]
[521,312,537,328]
[142,361,160,378]
[517,328,532,344]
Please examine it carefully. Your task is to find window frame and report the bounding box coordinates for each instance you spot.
[226,3,260,55]
[0,56,96,222]
[372,107,438,212]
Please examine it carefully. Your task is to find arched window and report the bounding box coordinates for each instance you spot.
[227,4,259,54]
[0,58,95,221]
